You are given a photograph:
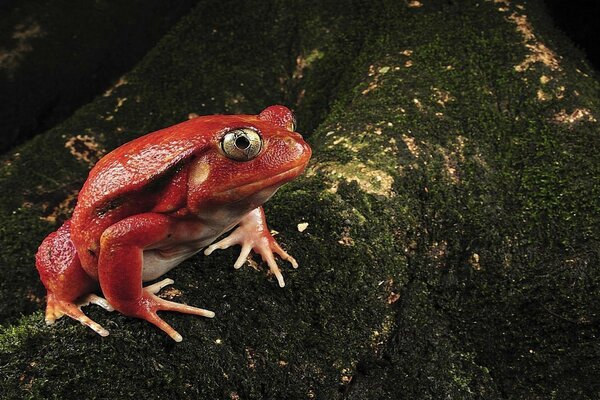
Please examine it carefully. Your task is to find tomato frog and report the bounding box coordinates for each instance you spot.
[35,105,311,341]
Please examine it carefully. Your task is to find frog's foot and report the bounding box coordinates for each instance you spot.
[45,292,112,337]
[204,210,298,288]
[124,279,215,342]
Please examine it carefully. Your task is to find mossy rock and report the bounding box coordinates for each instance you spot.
[1,0,599,399]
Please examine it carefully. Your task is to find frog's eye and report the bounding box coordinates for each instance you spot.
[221,128,263,161]
[288,115,297,132]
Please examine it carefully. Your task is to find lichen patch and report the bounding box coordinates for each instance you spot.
[537,89,551,102]
[158,287,183,300]
[316,161,395,197]
[114,97,127,112]
[402,134,420,158]
[40,189,78,224]
[507,12,561,72]
[329,135,368,154]
[468,253,482,271]
[362,64,397,95]
[429,240,448,265]
[441,149,459,184]
[338,226,355,246]
[362,65,381,95]
[439,136,466,184]
[0,21,45,78]
[432,87,454,107]
[293,49,324,80]
[65,134,105,167]
[103,76,128,97]
[553,108,596,125]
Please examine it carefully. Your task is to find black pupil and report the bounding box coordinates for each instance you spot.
[235,135,250,150]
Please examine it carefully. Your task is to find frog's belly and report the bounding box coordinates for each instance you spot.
[142,247,203,281]
[140,220,237,281]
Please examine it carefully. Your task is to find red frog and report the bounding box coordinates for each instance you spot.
[35,105,311,341]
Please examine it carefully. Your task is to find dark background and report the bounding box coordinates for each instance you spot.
[544,0,600,70]
[0,0,598,154]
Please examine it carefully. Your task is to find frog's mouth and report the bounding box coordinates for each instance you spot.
[216,162,308,200]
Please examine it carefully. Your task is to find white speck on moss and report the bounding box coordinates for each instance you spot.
[407,0,423,8]
[297,222,309,232]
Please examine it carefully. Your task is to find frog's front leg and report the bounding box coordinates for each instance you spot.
[204,207,298,287]
[98,213,214,342]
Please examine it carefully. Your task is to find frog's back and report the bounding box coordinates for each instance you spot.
[78,115,253,211]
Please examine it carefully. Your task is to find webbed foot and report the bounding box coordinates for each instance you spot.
[45,292,113,337]
[120,278,215,342]
[204,207,298,287]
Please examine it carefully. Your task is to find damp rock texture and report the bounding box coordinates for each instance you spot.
[0,0,599,399]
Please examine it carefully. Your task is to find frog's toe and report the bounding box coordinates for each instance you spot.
[144,277,175,294]
[233,243,252,269]
[77,293,114,312]
[257,249,286,287]
[204,232,240,256]
[271,241,299,269]
[132,290,215,342]
[146,312,183,342]
[142,279,215,318]
[155,297,215,318]
[45,293,110,337]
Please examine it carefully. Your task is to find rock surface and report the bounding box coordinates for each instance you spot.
[0,0,598,399]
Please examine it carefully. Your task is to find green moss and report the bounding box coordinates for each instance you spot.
[1,0,599,398]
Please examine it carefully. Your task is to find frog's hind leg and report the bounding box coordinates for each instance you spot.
[98,213,215,342]
[36,219,112,337]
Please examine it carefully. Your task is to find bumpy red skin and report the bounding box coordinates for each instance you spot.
[35,105,311,337]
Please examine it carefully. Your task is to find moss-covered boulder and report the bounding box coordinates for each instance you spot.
[0,0,598,398]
